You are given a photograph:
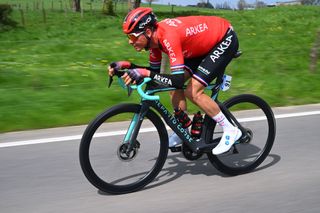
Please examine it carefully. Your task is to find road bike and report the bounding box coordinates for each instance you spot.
[79,56,276,194]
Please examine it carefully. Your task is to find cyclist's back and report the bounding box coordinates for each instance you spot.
[151,16,232,68]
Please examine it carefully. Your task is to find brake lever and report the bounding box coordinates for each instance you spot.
[108,76,113,88]
[127,86,133,97]
[107,69,125,88]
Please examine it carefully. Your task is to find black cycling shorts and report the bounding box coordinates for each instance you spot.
[184,28,239,87]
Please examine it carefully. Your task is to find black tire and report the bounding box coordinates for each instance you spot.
[207,94,276,175]
[79,103,168,194]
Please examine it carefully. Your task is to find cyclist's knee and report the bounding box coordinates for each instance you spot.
[185,79,205,103]
[170,89,184,97]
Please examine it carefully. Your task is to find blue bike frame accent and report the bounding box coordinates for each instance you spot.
[121,75,237,153]
[124,113,140,143]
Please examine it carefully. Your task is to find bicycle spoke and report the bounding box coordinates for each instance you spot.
[80,104,168,194]
[207,94,276,175]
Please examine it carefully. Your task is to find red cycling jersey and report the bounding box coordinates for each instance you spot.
[149,16,231,73]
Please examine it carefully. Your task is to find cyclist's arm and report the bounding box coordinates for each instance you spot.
[149,48,162,73]
[123,67,185,88]
[130,34,186,88]
[131,47,161,73]
[150,32,186,88]
[130,63,160,73]
[149,70,185,89]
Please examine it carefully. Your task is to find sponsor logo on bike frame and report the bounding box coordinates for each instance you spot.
[154,100,193,143]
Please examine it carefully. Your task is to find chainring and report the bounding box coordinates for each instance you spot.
[182,142,203,161]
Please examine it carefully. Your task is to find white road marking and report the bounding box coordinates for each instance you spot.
[0,128,158,148]
[1,111,320,148]
[239,111,320,122]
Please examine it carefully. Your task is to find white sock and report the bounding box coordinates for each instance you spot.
[212,111,242,155]
[212,111,234,130]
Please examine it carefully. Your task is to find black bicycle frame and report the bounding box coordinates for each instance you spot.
[125,91,219,154]
[124,79,247,154]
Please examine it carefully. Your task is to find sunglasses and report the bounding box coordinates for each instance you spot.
[127,31,144,41]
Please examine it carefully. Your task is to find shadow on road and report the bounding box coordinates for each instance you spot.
[144,152,281,191]
[97,151,280,195]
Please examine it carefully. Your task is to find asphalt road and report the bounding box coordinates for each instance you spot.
[1,104,320,213]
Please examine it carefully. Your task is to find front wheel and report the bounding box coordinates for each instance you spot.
[207,94,276,175]
[79,103,168,194]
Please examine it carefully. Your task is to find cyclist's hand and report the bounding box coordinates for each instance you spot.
[108,61,131,76]
[122,68,150,85]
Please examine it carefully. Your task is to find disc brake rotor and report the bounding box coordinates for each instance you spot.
[117,141,140,162]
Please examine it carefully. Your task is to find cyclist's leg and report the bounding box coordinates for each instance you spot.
[186,80,242,155]
[168,88,187,147]
[186,28,241,154]
[170,57,204,109]
[169,64,194,110]
[185,79,220,117]
[186,28,238,115]
[168,64,195,147]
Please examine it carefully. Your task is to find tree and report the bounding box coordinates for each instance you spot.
[255,1,266,8]
[0,4,17,30]
[222,1,231,9]
[145,0,159,6]
[134,0,141,8]
[72,0,81,12]
[237,0,247,10]
[128,0,141,9]
[103,0,115,15]
[301,0,319,5]
[216,1,231,9]
[197,0,214,8]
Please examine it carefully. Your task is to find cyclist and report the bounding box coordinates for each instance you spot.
[108,7,241,155]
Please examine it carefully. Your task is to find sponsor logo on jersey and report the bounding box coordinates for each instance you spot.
[164,18,182,27]
[182,50,192,58]
[210,35,233,62]
[163,39,177,63]
[185,23,209,37]
[153,74,173,86]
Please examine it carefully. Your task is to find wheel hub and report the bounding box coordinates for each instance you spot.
[240,129,253,144]
[117,141,140,162]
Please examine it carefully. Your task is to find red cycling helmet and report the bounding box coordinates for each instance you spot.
[123,7,157,34]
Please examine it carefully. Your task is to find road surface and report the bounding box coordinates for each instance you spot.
[1,104,320,213]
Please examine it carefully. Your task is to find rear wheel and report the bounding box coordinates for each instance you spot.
[207,94,276,175]
[79,104,168,194]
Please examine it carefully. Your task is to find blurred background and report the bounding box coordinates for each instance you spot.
[1,0,319,132]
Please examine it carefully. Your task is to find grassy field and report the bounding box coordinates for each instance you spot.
[0,1,320,132]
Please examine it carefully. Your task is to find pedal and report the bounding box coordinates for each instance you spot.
[169,146,182,152]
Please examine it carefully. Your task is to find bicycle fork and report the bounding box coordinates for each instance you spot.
[122,103,150,155]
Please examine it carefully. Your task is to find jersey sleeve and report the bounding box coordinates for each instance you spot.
[149,48,162,73]
[160,32,185,74]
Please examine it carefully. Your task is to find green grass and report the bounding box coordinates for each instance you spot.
[0,1,320,132]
